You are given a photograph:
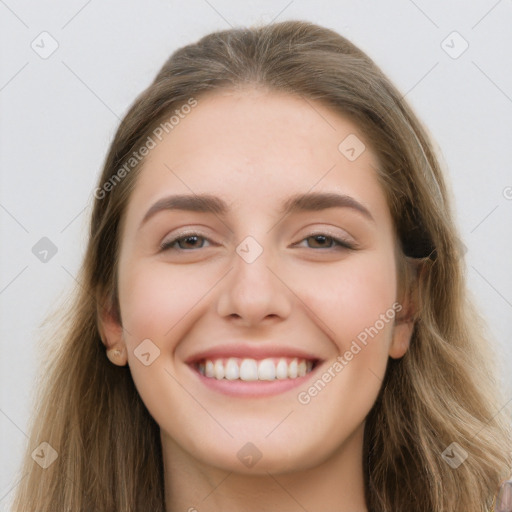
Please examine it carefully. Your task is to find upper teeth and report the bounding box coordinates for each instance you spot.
[197,357,314,381]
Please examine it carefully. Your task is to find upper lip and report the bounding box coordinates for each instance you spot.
[185,343,322,364]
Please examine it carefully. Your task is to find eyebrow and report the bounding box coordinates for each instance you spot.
[140,191,374,227]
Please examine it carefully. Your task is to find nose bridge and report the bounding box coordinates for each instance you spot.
[216,234,291,324]
[234,234,274,290]
[232,234,277,303]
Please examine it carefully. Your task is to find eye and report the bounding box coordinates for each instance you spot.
[160,233,212,251]
[296,233,355,250]
[159,232,355,252]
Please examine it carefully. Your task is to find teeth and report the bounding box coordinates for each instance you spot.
[258,359,276,381]
[276,358,288,379]
[214,360,225,380]
[225,358,239,380]
[205,360,214,378]
[197,357,315,381]
[240,359,258,381]
[288,358,298,378]
[298,360,306,377]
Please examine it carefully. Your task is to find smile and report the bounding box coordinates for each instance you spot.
[186,345,322,397]
[196,357,316,381]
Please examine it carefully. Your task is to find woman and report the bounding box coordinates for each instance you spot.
[11,20,511,511]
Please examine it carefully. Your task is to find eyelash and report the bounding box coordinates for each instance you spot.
[159,232,355,252]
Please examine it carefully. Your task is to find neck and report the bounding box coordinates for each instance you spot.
[161,425,369,512]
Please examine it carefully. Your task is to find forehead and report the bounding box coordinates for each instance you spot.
[145,88,372,172]
[124,88,390,225]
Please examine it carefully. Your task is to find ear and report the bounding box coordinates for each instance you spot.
[389,312,415,359]
[97,294,128,366]
[388,257,426,360]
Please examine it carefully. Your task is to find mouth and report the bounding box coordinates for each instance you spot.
[187,351,322,397]
[193,356,319,381]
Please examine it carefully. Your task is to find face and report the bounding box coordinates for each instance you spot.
[101,88,414,474]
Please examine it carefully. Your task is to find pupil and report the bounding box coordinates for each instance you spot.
[185,236,198,247]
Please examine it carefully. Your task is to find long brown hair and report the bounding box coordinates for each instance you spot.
[11,20,511,511]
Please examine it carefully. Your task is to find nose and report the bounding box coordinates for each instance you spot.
[216,239,292,328]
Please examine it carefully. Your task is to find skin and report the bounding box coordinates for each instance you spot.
[100,87,416,512]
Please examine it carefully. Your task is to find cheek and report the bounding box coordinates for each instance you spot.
[291,251,398,349]
[292,254,398,438]
[118,261,215,345]
[116,262,216,426]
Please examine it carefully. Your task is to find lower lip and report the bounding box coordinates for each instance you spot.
[189,363,320,397]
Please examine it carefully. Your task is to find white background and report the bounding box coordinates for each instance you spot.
[1,1,511,509]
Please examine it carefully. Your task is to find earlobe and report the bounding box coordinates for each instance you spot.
[389,256,424,359]
[105,347,128,366]
[389,319,415,359]
[97,297,128,367]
